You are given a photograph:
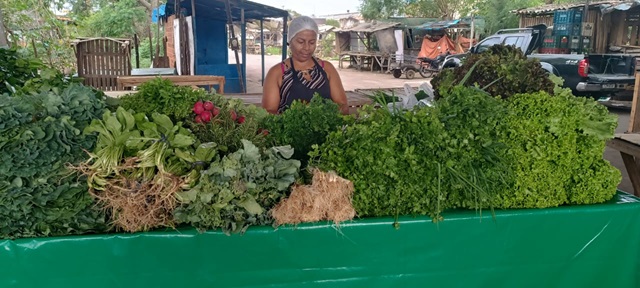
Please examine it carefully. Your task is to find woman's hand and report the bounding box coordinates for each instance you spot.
[323,61,349,114]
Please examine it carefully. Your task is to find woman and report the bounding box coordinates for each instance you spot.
[262,16,348,114]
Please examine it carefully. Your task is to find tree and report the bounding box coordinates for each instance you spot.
[0,6,7,47]
[360,0,406,20]
[79,0,147,38]
[477,0,543,34]
[360,0,476,20]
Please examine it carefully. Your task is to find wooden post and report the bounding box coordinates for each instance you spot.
[134,34,140,69]
[282,15,288,61]
[0,6,7,48]
[629,71,640,133]
[260,18,265,85]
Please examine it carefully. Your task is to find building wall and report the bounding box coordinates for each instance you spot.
[194,17,243,93]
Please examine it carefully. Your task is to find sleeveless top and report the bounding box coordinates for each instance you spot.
[277,57,332,113]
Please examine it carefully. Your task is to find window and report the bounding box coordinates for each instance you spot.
[503,36,524,48]
[476,37,502,53]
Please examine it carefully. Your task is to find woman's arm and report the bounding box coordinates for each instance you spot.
[262,64,284,114]
[323,61,349,114]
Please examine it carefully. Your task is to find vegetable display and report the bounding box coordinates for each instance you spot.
[0,83,108,239]
[0,44,623,240]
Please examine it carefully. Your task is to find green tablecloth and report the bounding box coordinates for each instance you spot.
[2,192,640,287]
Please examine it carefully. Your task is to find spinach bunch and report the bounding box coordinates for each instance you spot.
[174,140,300,234]
[0,84,108,239]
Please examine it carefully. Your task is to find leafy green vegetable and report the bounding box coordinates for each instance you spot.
[496,89,620,207]
[311,86,513,222]
[118,77,213,122]
[188,96,268,155]
[262,95,350,169]
[432,45,555,99]
[0,83,108,239]
[174,140,300,234]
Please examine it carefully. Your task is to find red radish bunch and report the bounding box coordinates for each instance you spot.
[193,100,246,125]
[193,100,217,123]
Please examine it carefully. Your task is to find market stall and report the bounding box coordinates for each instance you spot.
[0,43,636,287]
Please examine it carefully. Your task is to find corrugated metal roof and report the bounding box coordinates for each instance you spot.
[334,21,400,33]
[164,0,289,21]
[513,0,621,15]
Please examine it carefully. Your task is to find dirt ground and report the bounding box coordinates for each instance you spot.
[241,52,430,93]
[241,51,634,195]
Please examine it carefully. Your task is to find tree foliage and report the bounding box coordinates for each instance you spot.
[78,0,146,38]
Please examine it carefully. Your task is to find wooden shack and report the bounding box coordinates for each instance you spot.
[72,37,132,91]
[334,21,400,71]
[515,1,640,54]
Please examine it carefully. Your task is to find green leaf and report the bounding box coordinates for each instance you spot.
[178,189,198,203]
[171,134,195,148]
[272,145,295,159]
[195,142,218,162]
[240,139,261,162]
[237,195,264,215]
[116,107,136,131]
[152,112,174,133]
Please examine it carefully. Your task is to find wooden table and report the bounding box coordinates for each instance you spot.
[608,134,640,196]
[607,72,640,196]
[339,52,391,73]
[117,75,225,94]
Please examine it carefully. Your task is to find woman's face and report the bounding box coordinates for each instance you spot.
[289,30,317,62]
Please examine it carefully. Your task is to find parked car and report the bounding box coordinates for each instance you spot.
[441,24,636,98]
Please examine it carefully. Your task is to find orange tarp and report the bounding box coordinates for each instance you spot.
[417,35,476,60]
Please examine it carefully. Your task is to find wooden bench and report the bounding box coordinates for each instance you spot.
[117,75,225,94]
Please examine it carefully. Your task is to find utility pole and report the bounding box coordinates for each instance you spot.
[0,6,8,48]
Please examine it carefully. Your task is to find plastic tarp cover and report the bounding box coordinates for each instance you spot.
[2,192,640,287]
[417,35,463,60]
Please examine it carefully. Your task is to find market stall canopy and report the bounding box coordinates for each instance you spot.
[164,0,289,20]
[334,21,401,33]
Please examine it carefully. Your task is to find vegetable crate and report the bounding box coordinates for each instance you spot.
[554,9,583,24]
[539,48,570,54]
[543,36,569,49]
[553,23,582,37]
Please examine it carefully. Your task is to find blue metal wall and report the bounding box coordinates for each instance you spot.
[194,17,245,93]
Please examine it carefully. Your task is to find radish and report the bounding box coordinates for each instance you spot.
[237,115,245,124]
[195,115,203,123]
[212,107,220,117]
[203,101,214,111]
[230,110,237,121]
[200,111,212,123]
[193,101,205,115]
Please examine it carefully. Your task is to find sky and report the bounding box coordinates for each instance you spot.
[250,0,362,17]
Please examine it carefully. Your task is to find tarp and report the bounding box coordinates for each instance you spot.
[417,35,463,60]
[600,0,640,14]
[1,191,639,287]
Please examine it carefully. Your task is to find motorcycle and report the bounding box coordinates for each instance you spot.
[390,51,451,79]
[416,51,451,78]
